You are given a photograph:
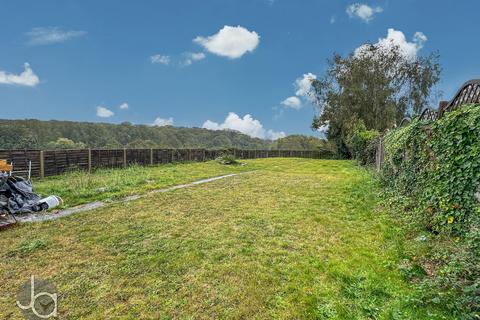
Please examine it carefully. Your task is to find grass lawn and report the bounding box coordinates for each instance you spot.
[33,161,253,208]
[0,159,449,319]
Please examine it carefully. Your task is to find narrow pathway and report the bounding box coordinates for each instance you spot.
[16,173,242,223]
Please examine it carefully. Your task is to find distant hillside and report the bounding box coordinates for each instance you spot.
[0,119,277,150]
[271,135,332,151]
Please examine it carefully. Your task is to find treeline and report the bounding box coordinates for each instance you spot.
[0,119,329,151]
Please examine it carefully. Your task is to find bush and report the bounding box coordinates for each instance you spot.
[382,104,480,233]
[347,120,380,165]
[215,154,240,165]
[381,104,480,317]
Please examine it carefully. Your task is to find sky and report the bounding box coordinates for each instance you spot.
[1,0,479,140]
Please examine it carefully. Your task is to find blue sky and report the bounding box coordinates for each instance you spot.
[1,0,479,139]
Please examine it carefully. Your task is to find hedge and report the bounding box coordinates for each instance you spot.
[381,104,480,316]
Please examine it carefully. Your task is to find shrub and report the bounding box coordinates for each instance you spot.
[215,154,240,165]
[381,104,480,317]
[382,104,480,233]
[347,120,380,165]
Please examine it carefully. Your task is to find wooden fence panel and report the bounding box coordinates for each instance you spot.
[126,149,150,166]
[173,149,188,162]
[0,149,41,177]
[91,149,124,169]
[241,150,248,159]
[153,149,173,164]
[44,149,89,176]
[205,150,221,160]
[0,148,333,178]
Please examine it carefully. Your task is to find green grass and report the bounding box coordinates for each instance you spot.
[0,159,451,319]
[33,161,252,208]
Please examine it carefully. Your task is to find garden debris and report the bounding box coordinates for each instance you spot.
[0,173,62,218]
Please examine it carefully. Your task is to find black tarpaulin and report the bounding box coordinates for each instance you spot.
[0,173,41,215]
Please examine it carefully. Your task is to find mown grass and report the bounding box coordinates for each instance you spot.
[0,159,452,319]
[33,161,252,208]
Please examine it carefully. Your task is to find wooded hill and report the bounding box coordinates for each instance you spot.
[0,119,328,150]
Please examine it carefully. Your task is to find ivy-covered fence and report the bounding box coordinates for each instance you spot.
[381,104,480,233]
[379,104,480,316]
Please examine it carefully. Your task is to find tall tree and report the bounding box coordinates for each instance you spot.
[310,43,441,157]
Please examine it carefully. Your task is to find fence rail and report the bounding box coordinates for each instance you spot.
[0,148,333,178]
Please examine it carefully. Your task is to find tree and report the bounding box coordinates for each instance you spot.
[125,139,157,149]
[46,138,86,149]
[271,135,329,151]
[310,43,441,157]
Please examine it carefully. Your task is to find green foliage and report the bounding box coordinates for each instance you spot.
[382,104,480,232]
[124,139,158,149]
[346,120,380,165]
[311,43,440,158]
[270,134,332,151]
[46,137,86,149]
[0,119,272,150]
[381,104,480,317]
[215,154,240,165]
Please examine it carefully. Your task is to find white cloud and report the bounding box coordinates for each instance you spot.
[330,15,336,24]
[317,121,329,134]
[25,27,86,46]
[279,73,316,112]
[194,25,260,59]
[150,54,171,65]
[295,72,317,98]
[346,3,383,23]
[96,106,114,118]
[182,52,206,66]
[153,117,174,126]
[355,28,427,60]
[317,121,330,138]
[202,112,285,140]
[119,103,129,110]
[266,129,286,140]
[281,96,302,109]
[0,63,39,87]
[413,31,428,43]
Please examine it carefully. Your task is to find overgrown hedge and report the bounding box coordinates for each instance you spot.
[382,104,480,232]
[381,104,480,316]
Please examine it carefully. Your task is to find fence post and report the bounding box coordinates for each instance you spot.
[88,148,92,173]
[123,148,127,168]
[150,148,153,165]
[376,138,384,171]
[39,150,45,178]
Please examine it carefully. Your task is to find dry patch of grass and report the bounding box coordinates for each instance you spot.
[0,159,450,319]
